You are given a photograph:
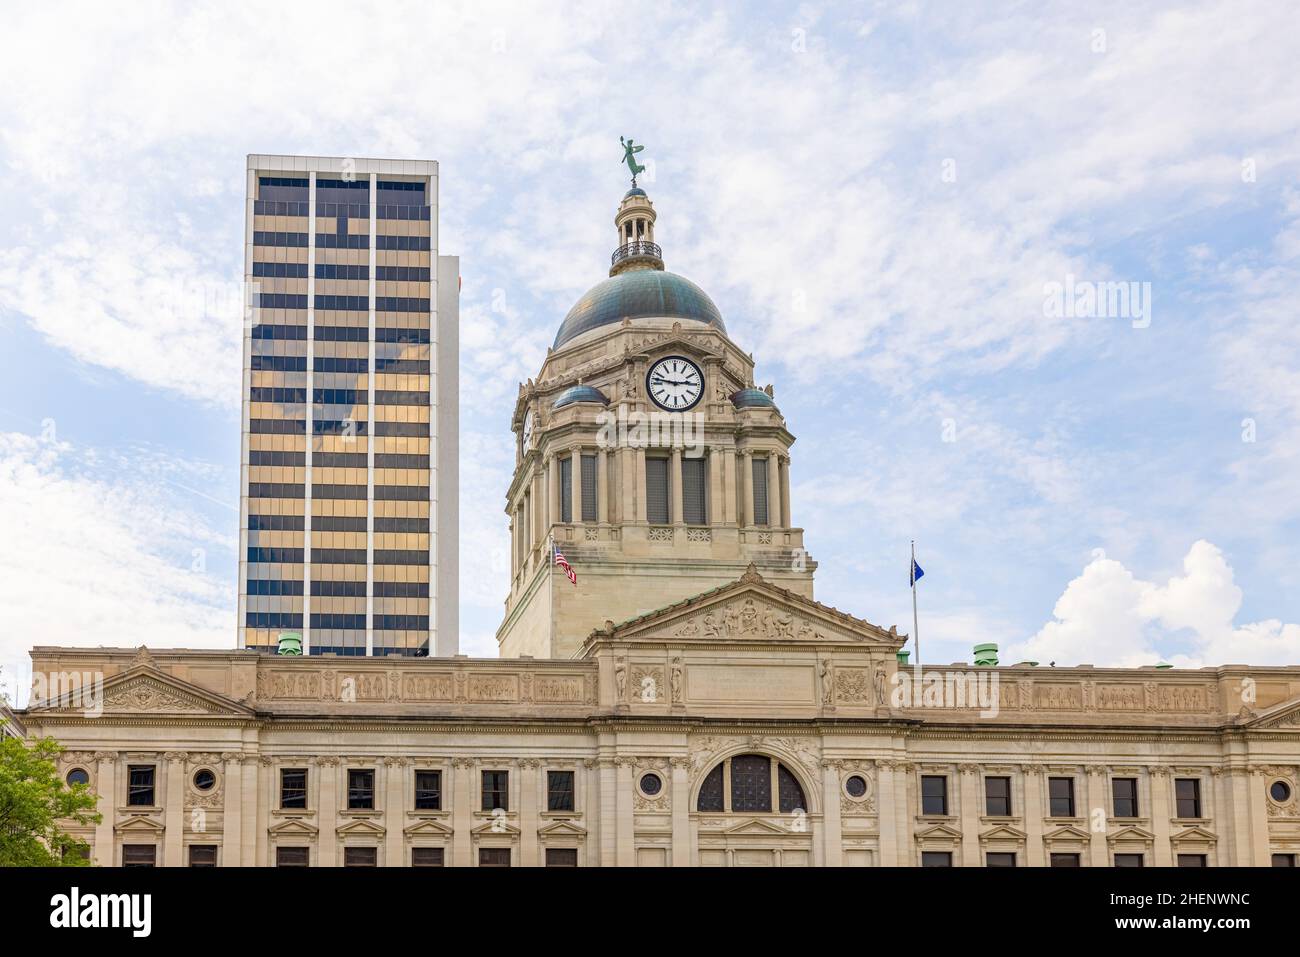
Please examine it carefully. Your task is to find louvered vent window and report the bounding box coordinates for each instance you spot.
[646,458,670,525]
[682,457,706,525]
[559,456,572,524]
[581,454,598,522]
[752,456,769,526]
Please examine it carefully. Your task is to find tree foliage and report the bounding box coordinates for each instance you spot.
[0,723,101,866]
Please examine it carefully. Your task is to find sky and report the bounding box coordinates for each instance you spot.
[1,0,1299,703]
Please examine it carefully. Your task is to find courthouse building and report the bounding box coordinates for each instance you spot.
[16,172,1300,867]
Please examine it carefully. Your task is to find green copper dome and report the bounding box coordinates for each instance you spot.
[554,270,725,349]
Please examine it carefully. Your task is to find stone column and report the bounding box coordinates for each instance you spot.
[597,451,609,524]
[876,761,898,866]
[256,756,272,868]
[317,757,338,867]
[240,756,259,867]
[599,759,618,867]
[821,761,843,866]
[670,758,690,867]
[740,449,753,527]
[779,454,792,527]
[221,753,242,867]
[635,449,647,523]
[162,752,185,867]
[93,752,117,867]
[548,454,560,530]
[1248,766,1271,866]
[894,762,911,864]
[452,758,473,866]
[1149,767,1173,866]
[767,454,779,528]
[616,757,635,867]
[708,449,723,525]
[519,760,539,867]
[1022,766,1045,866]
[384,758,405,866]
[958,764,981,867]
[670,447,683,525]
[1086,766,1110,867]
[584,759,601,867]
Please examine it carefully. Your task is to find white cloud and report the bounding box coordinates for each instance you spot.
[0,432,234,705]
[1007,540,1300,667]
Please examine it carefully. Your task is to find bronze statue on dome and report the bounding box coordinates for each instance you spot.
[620,136,647,186]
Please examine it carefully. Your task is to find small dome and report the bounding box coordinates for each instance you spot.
[554,270,725,349]
[553,384,609,409]
[624,187,647,199]
[731,388,776,409]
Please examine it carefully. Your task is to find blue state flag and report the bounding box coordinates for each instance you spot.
[910,559,925,586]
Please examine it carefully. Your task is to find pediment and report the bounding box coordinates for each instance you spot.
[471,818,521,836]
[337,818,385,837]
[722,818,799,836]
[1107,825,1155,845]
[1043,824,1092,842]
[588,566,902,649]
[1244,694,1300,730]
[403,819,453,837]
[980,823,1028,842]
[1170,824,1218,844]
[914,822,963,841]
[114,816,165,833]
[35,662,254,718]
[537,820,588,838]
[268,818,319,836]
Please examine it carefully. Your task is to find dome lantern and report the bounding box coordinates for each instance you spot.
[611,137,663,277]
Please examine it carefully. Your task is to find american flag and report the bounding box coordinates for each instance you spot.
[553,539,577,585]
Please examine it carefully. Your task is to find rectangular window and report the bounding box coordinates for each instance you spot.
[1050,853,1081,867]
[276,846,310,867]
[921,775,948,816]
[479,847,511,867]
[1112,777,1139,818]
[1272,854,1296,867]
[414,770,442,811]
[545,848,579,867]
[1177,854,1207,867]
[412,847,444,867]
[547,770,575,812]
[1175,778,1201,818]
[559,457,572,524]
[986,852,1016,867]
[1048,777,1075,817]
[347,769,375,809]
[751,456,769,525]
[646,457,670,524]
[581,454,598,522]
[188,845,218,868]
[280,768,308,809]
[127,765,155,806]
[344,847,378,867]
[482,770,509,812]
[1114,853,1145,867]
[921,851,952,867]
[122,844,156,867]
[985,776,1012,816]
[682,456,707,525]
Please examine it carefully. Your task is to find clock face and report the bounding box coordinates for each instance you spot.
[521,410,533,449]
[647,356,704,411]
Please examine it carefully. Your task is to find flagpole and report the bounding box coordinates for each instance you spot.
[911,540,921,673]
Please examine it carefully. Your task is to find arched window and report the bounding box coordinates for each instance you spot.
[695,754,807,814]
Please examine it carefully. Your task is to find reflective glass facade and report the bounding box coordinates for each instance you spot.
[240,156,458,657]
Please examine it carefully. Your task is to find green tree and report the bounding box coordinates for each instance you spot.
[0,723,101,866]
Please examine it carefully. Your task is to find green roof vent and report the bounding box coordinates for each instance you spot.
[897,650,910,665]
[277,632,303,656]
[974,643,999,667]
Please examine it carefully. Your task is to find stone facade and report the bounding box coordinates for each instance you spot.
[20,570,1300,866]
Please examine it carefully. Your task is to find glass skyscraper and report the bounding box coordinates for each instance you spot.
[239,155,458,657]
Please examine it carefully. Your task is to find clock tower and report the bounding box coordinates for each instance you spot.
[497,179,816,659]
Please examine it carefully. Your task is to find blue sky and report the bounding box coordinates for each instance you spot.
[2,1,1299,700]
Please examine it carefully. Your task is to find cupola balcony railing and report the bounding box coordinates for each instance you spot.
[611,240,662,266]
